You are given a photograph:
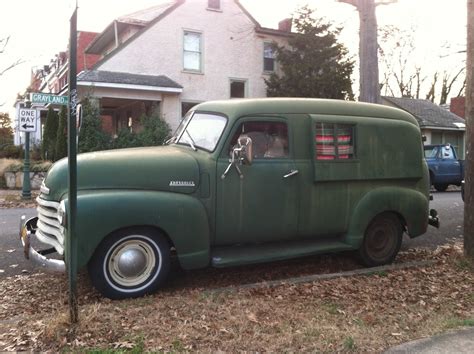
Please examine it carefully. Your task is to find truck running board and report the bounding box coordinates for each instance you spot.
[211,239,353,268]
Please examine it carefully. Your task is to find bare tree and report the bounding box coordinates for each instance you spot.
[339,0,397,103]
[379,25,426,98]
[0,36,24,77]
[465,0,474,261]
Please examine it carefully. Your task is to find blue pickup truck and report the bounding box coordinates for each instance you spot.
[424,144,464,192]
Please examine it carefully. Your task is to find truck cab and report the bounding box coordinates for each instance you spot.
[20,98,439,299]
[424,144,464,192]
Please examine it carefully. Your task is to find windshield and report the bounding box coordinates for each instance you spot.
[175,112,227,152]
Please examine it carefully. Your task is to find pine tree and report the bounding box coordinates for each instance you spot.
[265,6,354,100]
[54,106,67,161]
[41,107,59,160]
[78,98,110,153]
[137,106,171,146]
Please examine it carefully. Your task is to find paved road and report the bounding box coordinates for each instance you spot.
[0,208,38,276]
[0,190,464,277]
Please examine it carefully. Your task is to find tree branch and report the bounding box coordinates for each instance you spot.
[375,0,398,6]
[0,58,24,77]
[338,0,359,8]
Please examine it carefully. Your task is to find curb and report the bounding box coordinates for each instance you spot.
[383,327,474,353]
[207,259,435,294]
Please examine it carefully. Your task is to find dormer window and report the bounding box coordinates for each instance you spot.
[208,0,221,10]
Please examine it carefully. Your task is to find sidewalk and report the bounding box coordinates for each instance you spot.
[384,327,474,353]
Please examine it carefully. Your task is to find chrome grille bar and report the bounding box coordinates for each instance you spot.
[36,197,65,255]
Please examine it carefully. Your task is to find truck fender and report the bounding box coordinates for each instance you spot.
[345,187,429,248]
[72,190,210,270]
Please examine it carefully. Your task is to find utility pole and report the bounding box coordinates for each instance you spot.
[339,0,396,103]
[464,0,474,261]
[67,3,79,323]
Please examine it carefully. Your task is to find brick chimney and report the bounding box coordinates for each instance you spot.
[278,18,292,32]
[450,97,465,118]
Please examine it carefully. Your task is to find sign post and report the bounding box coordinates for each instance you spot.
[18,107,37,199]
[67,4,79,323]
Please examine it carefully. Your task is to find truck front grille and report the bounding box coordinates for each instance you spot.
[36,197,65,255]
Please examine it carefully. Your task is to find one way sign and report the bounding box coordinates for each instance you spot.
[18,108,38,132]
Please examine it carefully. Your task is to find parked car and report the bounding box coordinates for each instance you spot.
[424,144,464,192]
[20,98,439,299]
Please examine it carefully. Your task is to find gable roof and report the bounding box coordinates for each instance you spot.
[78,70,183,92]
[382,96,465,130]
[86,0,293,69]
[86,1,180,54]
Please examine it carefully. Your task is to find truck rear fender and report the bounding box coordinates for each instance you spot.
[345,187,429,248]
[73,190,210,270]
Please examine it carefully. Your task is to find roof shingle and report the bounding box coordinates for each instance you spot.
[382,96,465,130]
[78,70,183,89]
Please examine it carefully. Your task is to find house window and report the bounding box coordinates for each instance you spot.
[181,102,199,117]
[263,42,275,72]
[315,123,355,160]
[183,31,202,72]
[208,0,220,10]
[230,80,246,98]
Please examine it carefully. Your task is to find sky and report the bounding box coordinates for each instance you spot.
[0,0,467,121]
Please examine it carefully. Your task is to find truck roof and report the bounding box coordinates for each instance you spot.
[194,98,419,127]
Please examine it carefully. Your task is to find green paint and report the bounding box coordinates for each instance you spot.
[37,98,432,273]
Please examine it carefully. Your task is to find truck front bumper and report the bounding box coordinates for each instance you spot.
[19,216,66,273]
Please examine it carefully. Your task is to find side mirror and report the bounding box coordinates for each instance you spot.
[237,136,253,165]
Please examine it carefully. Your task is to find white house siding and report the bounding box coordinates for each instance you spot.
[96,0,288,130]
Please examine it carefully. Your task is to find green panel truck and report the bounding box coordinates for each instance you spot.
[20,98,439,299]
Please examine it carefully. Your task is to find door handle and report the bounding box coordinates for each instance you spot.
[283,169,299,178]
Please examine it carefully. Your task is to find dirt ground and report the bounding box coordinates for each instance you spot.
[0,242,472,352]
[0,189,38,209]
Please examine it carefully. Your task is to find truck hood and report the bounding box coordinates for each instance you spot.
[43,146,200,200]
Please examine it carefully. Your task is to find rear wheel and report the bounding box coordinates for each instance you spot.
[434,184,448,192]
[88,227,170,299]
[359,213,403,267]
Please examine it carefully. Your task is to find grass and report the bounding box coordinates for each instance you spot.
[444,317,474,329]
[344,336,356,350]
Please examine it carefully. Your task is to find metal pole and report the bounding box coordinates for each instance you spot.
[21,132,31,199]
[67,4,79,323]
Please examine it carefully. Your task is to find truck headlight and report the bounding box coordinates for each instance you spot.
[58,200,67,227]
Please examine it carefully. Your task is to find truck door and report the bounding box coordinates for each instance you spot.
[215,118,299,245]
[437,145,462,182]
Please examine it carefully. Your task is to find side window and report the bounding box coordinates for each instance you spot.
[442,145,455,159]
[230,121,289,159]
[315,123,355,160]
[183,31,202,72]
[263,42,275,72]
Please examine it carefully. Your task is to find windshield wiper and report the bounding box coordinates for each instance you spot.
[185,130,197,151]
[164,136,176,145]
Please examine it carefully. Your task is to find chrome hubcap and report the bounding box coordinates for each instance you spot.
[108,239,156,287]
[117,248,148,277]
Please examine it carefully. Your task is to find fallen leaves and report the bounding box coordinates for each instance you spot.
[0,243,472,352]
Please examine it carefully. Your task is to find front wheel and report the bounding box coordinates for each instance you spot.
[358,213,403,267]
[88,227,171,299]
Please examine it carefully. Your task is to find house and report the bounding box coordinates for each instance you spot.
[14,31,100,146]
[75,0,293,135]
[381,96,466,158]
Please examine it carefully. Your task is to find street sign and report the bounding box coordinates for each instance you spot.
[18,108,38,132]
[30,92,69,106]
